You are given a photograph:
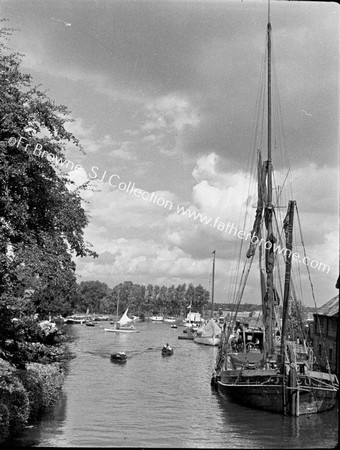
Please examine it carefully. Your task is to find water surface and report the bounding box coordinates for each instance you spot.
[11,322,339,448]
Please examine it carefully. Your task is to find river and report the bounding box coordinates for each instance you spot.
[10,321,339,448]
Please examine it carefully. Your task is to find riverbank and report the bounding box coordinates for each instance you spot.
[0,324,72,444]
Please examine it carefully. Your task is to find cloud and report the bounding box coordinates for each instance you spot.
[66,119,116,154]
[108,142,137,161]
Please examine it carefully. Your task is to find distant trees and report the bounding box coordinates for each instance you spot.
[76,281,110,313]
[72,280,210,317]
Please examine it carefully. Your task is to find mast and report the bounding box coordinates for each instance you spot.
[211,250,216,318]
[281,201,295,359]
[116,290,120,321]
[281,200,295,414]
[264,0,275,357]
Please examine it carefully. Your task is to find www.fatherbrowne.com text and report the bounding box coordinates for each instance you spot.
[9,136,330,274]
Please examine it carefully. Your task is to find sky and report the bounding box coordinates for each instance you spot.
[1,0,338,307]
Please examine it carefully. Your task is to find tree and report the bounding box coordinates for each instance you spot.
[185,283,195,308]
[77,281,110,313]
[194,284,209,314]
[175,283,186,315]
[0,26,96,309]
[286,298,308,341]
[0,25,96,366]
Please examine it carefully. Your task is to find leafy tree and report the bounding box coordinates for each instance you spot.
[185,283,195,308]
[0,25,96,366]
[0,25,96,308]
[143,284,153,316]
[77,281,110,313]
[286,298,308,341]
[175,283,186,315]
[194,284,209,313]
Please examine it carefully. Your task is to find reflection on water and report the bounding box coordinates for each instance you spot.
[10,392,68,447]
[9,322,339,448]
[214,392,339,449]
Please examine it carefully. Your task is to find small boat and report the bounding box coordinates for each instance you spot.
[178,329,195,340]
[194,318,221,346]
[150,315,164,322]
[104,308,140,333]
[65,315,86,324]
[162,344,173,356]
[194,251,221,347]
[183,308,204,329]
[170,324,178,329]
[164,317,176,323]
[110,352,127,363]
[85,321,95,327]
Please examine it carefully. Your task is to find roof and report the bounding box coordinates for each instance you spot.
[316,295,339,317]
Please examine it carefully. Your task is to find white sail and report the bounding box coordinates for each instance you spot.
[186,311,201,322]
[198,318,221,338]
[117,308,133,326]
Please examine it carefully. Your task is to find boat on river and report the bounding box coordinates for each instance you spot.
[164,317,176,323]
[150,315,164,322]
[183,308,203,330]
[104,308,139,333]
[194,251,221,347]
[110,352,127,363]
[178,328,195,340]
[162,344,173,356]
[211,3,338,416]
[65,315,86,324]
[194,318,221,346]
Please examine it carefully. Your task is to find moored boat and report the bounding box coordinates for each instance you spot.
[194,251,221,346]
[194,318,221,346]
[65,315,86,324]
[212,3,338,416]
[164,317,176,323]
[178,328,195,340]
[183,308,204,330]
[150,315,164,322]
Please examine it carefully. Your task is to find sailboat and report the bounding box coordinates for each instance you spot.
[211,4,338,415]
[194,251,221,346]
[105,308,139,333]
[105,291,139,333]
[183,306,203,330]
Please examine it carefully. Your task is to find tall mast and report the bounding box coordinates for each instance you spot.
[211,250,216,318]
[116,290,120,321]
[281,201,295,364]
[265,0,275,356]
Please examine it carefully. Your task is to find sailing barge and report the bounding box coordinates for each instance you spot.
[212,6,338,416]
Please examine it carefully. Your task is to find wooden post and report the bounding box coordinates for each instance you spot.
[296,383,300,417]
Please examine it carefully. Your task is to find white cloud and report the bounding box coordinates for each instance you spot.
[142,94,200,132]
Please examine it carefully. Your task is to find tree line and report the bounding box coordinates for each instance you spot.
[73,280,210,318]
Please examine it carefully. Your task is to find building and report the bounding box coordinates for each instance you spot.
[312,294,339,376]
